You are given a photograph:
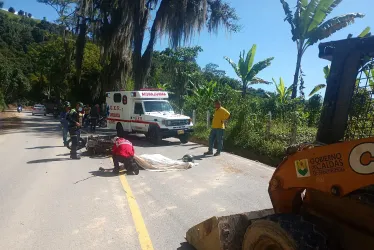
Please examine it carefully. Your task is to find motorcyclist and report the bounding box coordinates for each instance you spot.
[90,104,100,133]
[17,102,22,112]
[60,101,71,146]
[83,104,91,128]
[67,102,84,159]
[111,136,137,174]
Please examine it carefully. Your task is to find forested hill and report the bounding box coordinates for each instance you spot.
[0,9,102,109]
[0,10,58,106]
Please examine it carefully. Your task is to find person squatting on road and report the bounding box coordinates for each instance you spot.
[60,101,71,146]
[67,102,84,160]
[111,137,138,175]
[204,100,230,156]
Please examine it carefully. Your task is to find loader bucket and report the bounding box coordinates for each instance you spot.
[186,209,274,250]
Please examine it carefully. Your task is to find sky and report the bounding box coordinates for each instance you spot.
[3,0,374,97]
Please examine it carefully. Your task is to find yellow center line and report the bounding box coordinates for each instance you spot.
[111,158,154,250]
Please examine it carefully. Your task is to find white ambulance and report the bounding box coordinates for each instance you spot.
[105,90,194,144]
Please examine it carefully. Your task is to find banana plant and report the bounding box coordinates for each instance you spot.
[347,26,371,38]
[309,65,330,97]
[224,44,274,97]
[364,69,374,90]
[280,0,364,99]
[193,80,218,103]
[272,77,292,104]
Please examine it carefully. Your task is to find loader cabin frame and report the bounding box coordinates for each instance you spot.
[269,36,374,249]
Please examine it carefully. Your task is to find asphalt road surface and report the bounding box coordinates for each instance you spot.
[0,111,274,250]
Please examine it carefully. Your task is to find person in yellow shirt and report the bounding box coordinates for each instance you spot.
[204,100,230,156]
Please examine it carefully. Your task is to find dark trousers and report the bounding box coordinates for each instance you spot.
[83,114,89,127]
[208,128,224,153]
[90,117,97,132]
[69,128,78,157]
[113,155,133,172]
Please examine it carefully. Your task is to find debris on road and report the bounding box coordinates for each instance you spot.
[134,154,197,172]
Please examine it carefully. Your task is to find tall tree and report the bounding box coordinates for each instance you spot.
[133,0,239,90]
[203,63,226,78]
[0,1,4,9]
[18,10,25,16]
[37,0,77,91]
[76,0,239,93]
[224,44,274,97]
[280,0,364,99]
[8,7,15,13]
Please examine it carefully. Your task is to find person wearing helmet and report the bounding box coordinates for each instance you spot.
[67,102,84,159]
[89,104,100,133]
[60,101,71,146]
[182,154,194,163]
[111,136,138,175]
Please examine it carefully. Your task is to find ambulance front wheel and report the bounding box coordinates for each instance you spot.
[179,134,189,144]
[148,126,162,145]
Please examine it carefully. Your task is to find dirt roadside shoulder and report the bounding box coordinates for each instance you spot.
[0,111,23,134]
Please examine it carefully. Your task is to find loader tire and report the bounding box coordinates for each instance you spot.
[242,214,328,250]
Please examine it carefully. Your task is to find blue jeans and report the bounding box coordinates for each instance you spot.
[62,127,68,144]
[208,128,224,153]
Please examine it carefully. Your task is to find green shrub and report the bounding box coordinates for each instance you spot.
[186,87,320,163]
[0,89,6,111]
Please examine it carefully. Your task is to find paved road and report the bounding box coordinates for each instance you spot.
[0,112,274,250]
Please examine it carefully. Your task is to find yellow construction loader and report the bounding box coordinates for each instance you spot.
[186,36,374,250]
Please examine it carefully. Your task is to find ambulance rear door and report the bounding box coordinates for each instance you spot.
[108,92,131,132]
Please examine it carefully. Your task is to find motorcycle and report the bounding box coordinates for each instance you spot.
[53,106,59,118]
[98,115,107,128]
[17,105,22,113]
[83,115,107,129]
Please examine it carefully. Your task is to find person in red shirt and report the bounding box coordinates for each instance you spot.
[111,137,139,175]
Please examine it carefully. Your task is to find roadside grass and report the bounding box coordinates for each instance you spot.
[190,121,317,166]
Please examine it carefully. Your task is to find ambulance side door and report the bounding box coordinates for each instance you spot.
[131,102,147,132]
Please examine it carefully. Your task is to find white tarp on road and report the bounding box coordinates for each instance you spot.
[134,154,197,172]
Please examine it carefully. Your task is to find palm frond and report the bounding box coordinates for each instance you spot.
[285,85,293,96]
[245,44,257,73]
[224,56,240,78]
[302,0,320,34]
[358,26,371,38]
[279,0,297,40]
[309,83,326,96]
[238,50,248,79]
[246,57,274,82]
[293,0,308,38]
[323,65,330,79]
[207,0,240,33]
[307,13,365,46]
[250,77,271,84]
[308,0,343,32]
[279,77,286,96]
[272,77,282,95]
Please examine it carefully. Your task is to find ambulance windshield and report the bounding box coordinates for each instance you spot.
[143,101,174,113]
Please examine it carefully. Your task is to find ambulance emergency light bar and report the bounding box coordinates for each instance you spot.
[129,90,169,98]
